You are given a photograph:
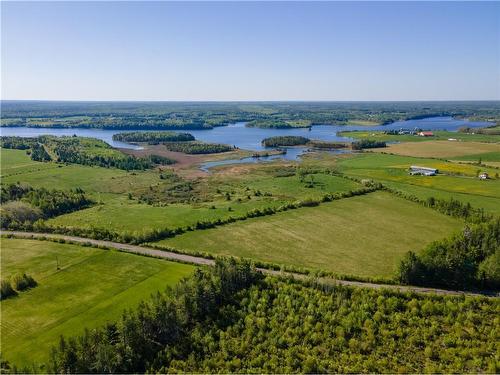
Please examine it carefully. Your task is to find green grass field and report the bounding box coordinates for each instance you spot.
[377,140,500,159]
[0,238,194,366]
[47,171,361,233]
[451,151,500,162]
[0,148,57,178]
[333,153,500,214]
[338,130,500,143]
[1,148,159,197]
[155,191,462,278]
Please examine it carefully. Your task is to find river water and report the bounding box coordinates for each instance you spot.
[0,116,491,168]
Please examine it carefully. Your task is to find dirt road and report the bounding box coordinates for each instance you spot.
[3,231,497,298]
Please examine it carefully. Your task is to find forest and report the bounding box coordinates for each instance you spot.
[2,101,499,130]
[163,141,235,154]
[112,131,195,144]
[8,259,496,374]
[261,136,310,147]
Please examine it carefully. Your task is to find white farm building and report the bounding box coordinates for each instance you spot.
[409,166,438,176]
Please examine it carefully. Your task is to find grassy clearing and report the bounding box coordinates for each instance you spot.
[1,148,160,199]
[0,238,194,366]
[156,192,462,278]
[0,148,57,178]
[47,170,361,233]
[376,140,500,158]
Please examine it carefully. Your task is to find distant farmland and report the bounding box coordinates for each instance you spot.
[155,192,462,278]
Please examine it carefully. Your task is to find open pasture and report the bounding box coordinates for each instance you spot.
[0,238,194,366]
[47,167,361,233]
[375,140,500,159]
[156,191,462,278]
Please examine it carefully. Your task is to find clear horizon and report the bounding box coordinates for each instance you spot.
[2,1,499,101]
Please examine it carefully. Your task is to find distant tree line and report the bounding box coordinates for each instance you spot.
[261,136,310,147]
[2,101,499,129]
[164,141,235,154]
[112,131,195,144]
[247,120,311,129]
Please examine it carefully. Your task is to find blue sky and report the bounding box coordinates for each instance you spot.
[1,1,499,101]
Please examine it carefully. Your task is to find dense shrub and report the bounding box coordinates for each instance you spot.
[308,140,348,149]
[397,218,500,290]
[0,184,33,204]
[261,136,310,147]
[112,131,195,144]
[351,139,386,150]
[12,273,37,291]
[164,141,234,154]
[0,280,17,300]
[29,143,52,161]
[1,184,93,228]
[1,201,43,228]
[0,136,36,150]
[385,189,492,224]
[45,267,499,374]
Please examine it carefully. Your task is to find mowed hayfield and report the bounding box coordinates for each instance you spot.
[375,140,500,158]
[0,238,194,366]
[156,191,462,278]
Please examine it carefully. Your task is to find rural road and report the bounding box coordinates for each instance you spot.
[3,231,497,298]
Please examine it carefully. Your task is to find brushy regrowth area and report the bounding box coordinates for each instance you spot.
[20,260,499,374]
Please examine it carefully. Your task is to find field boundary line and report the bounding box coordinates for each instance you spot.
[2,231,498,298]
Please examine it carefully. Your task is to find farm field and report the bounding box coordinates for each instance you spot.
[332,153,500,213]
[450,151,500,163]
[374,140,500,158]
[0,238,194,366]
[155,191,462,278]
[338,130,500,143]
